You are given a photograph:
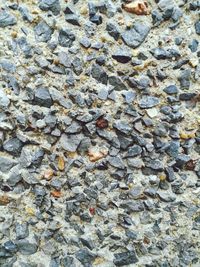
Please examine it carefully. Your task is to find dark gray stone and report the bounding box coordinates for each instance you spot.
[58,29,75,47]
[108,156,125,169]
[121,22,150,48]
[128,75,150,90]
[75,248,96,266]
[166,141,180,158]
[178,69,191,90]
[62,256,76,267]
[138,96,160,108]
[157,191,176,202]
[91,64,108,84]
[175,154,190,168]
[109,76,127,91]
[113,251,138,266]
[112,49,131,63]
[179,93,197,101]
[188,39,199,52]
[146,160,164,171]
[65,14,80,26]
[3,241,18,253]
[3,138,23,156]
[106,22,120,40]
[195,20,200,35]
[39,0,61,15]
[34,21,53,42]
[163,85,178,95]
[34,87,53,107]
[0,11,16,27]
[16,240,38,255]
[125,145,142,157]
[120,200,144,212]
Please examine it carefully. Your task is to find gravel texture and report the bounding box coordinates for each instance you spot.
[0,0,200,266]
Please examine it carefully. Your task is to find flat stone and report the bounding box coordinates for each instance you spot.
[3,138,23,156]
[125,145,142,157]
[75,248,96,266]
[39,0,61,15]
[113,251,138,266]
[108,156,125,169]
[58,28,75,47]
[157,191,176,202]
[112,49,132,63]
[121,22,150,48]
[34,21,53,42]
[120,200,145,212]
[49,88,72,109]
[0,11,16,27]
[60,134,83,152]
[113,120,132,135]
[34,87,53,108]
[16,240,38,255]
[139,96,160,108]
[0,156,17,173]
[163,85,178,95]
[109,76,127,91]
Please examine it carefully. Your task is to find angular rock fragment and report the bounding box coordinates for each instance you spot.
[58,28,76,47]
[121,22,150,48]
[139,96,160,108]
[39,0,61,15]
[34,87,53,108]
[3,138,23,156]
[34,21,53,42]
[60,134,83,152]
[113,251,138,266]
[0,11,16,27]
[112,49,132,63]
[91,64,108,84]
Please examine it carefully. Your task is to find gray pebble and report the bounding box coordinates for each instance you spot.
[121,22,150,48]
[0,11,16,27]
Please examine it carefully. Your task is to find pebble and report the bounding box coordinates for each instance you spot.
[58,28,76,47]
[0,11,16,27]
[139,96,160,108]
[3,138,23,156]
[163,85,178,95]
[16,240,38,255]
[195,20,200,35]
[112,49,132,63]
[34,21,53,42]
[34,87,53,107]
[113,251,138,266]
[121,22,150,48]
[39,0,61,15]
